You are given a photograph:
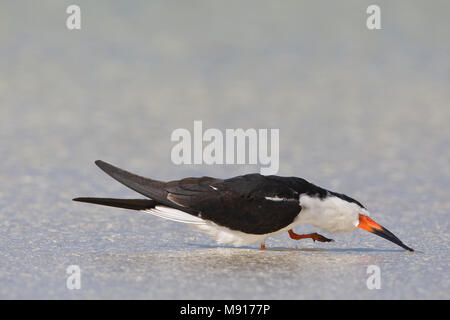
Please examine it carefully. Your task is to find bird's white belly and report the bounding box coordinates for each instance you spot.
[192,218,305,246]
[144,205,304,246]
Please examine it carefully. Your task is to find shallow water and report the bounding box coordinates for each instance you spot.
[0,1,449,299]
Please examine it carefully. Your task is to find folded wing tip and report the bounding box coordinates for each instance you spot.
[95,159,107,168]
[95,160,118,175]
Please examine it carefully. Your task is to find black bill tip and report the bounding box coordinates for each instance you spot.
[372,227,414,252]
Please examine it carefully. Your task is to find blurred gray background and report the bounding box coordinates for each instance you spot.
[0,0,449,299]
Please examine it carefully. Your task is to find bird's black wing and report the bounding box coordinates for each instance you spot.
[92,161,302,234]
[165,174,302,234]
[95,160,179,208]
[93,160,220,214]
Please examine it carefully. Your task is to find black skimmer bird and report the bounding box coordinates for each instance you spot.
[73,160,414,251]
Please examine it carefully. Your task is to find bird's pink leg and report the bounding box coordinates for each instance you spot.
[288,229,334,242]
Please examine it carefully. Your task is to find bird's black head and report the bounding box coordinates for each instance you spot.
[328,191,366,209]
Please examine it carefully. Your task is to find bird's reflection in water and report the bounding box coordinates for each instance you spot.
[143,246,395,276]
[81,245,414,299]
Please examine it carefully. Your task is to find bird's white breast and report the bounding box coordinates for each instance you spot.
[296,194,363,233]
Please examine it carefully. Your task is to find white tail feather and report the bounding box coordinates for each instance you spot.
[142,205,206,225]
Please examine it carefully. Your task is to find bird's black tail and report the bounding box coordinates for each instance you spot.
[72,197,156,210]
